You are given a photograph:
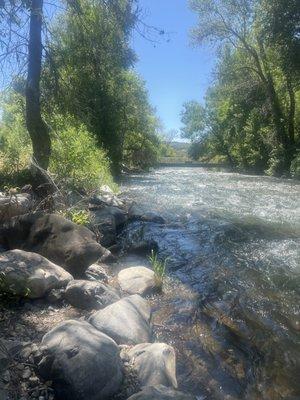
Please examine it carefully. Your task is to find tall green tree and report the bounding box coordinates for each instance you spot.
[189,0,299,174]
[45,0,137,176]
[190,0,299,173]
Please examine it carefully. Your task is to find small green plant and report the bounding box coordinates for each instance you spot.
[61,209,90,226]
[148,250,168,290]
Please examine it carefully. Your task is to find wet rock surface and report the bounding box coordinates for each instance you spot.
[89,295,152,345]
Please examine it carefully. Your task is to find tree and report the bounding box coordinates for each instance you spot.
[26,0,51,172]
[180,100,206,141]
[0,0,51,178]
[44,0,137,176]
[190,0,299,173]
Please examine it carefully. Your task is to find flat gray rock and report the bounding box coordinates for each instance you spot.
[118,267,157,296]
[89,294,152,345]
[128,343,177,388]
[38,320,123,400]
[127,385,197,400]
[65,279,120,309]
[0,250,73,298]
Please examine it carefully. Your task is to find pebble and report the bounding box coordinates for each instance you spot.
[22,368,32,379]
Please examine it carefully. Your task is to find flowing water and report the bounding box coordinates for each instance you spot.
[120,167,300,400]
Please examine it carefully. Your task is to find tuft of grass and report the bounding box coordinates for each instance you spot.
[148,250,168,290]
[59,209,90,226]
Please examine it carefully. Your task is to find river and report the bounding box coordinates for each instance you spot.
[120,167,300,400]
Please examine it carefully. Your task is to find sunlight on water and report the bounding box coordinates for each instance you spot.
[121,167,300,400]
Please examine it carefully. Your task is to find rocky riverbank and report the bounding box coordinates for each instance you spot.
[0,186,196,400]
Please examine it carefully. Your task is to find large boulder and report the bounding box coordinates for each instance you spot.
[64,280,120,310]
[127,385,197,400]
[38,320,123,400]
[0,250,73,299]
[0,213,107,277]
[118,267,158,296]
[89,294,152,345]
[0,193,32,222]
[128,343,177,388]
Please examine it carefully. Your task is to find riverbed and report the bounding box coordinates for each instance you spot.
[120,167,300,400]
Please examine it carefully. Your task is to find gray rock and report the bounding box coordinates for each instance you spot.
[89,186,125,208]
[0,213,106,277]
[0,250,73,299]
[89,294,152,345]
[128,343,177,388]
[85,263,109,283]
[127,385,197,400]
[0,193,32,222]
[38,320,123,400]
[64,280,120,309]
[91,206,127,227]
[118,267,157,296]
[129,205,165,224]
[89,205,127,248]
[46,288,65,303]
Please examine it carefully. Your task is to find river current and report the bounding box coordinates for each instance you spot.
[120,167,300,400]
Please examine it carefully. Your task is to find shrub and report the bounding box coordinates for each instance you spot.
[0,90,117,192]
[49,115,117,191]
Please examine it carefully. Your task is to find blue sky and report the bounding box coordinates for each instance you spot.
[131,0,216,136]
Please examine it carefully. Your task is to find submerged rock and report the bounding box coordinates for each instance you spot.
[118,267,157,296]
[0,213,106,277]
[64,279,120,309]
[128,343,177,388]
[89,294,152,345]
[38,320,123,400]
[128,205,165,224]
[0,250,73,299]
[127,385,196,400]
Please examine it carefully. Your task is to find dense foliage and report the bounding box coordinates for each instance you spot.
[43,0,161,176]
[0,91,116,190]
[0,0,162,190]
[182,0,300,177]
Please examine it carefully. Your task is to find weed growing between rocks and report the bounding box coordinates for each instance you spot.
[148,250,168,291]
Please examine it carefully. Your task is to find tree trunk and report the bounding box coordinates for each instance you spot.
[286,76,296,147]
[256,39,292,171]
[26,0,51,175]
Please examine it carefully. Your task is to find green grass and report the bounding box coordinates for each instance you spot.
[148,250,168,290]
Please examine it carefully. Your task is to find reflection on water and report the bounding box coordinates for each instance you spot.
[120,167,300,400]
